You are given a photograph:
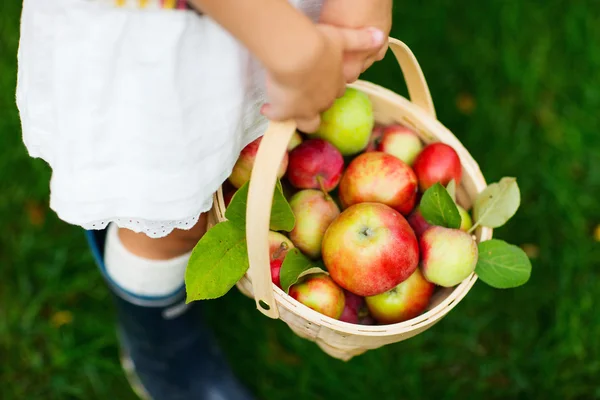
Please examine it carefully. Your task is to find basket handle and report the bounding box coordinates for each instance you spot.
[246,38,434,319]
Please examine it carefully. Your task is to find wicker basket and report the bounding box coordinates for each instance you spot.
[207,38,493,361]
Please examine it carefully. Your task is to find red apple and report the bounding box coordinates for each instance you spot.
[420,226,478,287]
[412,142,462,191]
[396,191,418,216]
[269,231,294,288]
[365,125,384,152]
[287,131,303,151]
[287,139,344,192]
[289,190,340,258]
[377,124,423,165]
[365,268,435,324]
[338,290,369,324]
[338,152,417,212]
[229,137,288,188]
[322,202,419,297]
[289,274,345,319]
[407,206,431,238]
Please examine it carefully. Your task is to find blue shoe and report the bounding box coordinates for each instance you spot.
[85,228,254,400]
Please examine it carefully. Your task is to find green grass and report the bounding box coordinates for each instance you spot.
[1,1,600,399]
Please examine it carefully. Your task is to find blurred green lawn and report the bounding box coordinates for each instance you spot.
[1,1,600,399]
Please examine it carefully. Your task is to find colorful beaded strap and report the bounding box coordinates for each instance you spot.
[114,0,192,10]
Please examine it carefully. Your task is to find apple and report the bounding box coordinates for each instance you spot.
[229,136,288,188]
[287,139,344,192]
[365,268,435,324]
[289,190,340,258]
[420,226,478,287]
[397,191,418,216]
[457,205,473,231]
[339,290,374,324]
[289,273,345,319]
[338,152,417,212]
[406,207,431,238]
[377,124,423,165]
[222,181,237,208]
[365,125,384,152]
[315,88,374,156]
[269,231,294,288]
[288,131,303,151]
[412,142,462,191]
[322,202,419,297]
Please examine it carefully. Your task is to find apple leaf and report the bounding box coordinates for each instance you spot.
[279,248,328,293]
[446,179,457,201]
[419,183,461,229]
[185,221,249,302]
[472,177,521,229]
[475,239,532,289]
[225,180,296,232]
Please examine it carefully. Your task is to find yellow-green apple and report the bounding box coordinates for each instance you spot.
[289,190,340,258]
[287,131,303,151]
[412,143,462,191]
[365,125,384,152]
[315,88,374,156]
[289,273,345,319]
[377,125,423,165]
[322,203,419,297]
[407,206,431,238]
[457,205,473,231]
[365,268,435,324]
[420,226,478,287]
[269,231,294,288]
[287,139,344,192]
[229,136,288,188]
[338,152,417,212]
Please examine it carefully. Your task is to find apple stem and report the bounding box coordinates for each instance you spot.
[316,176,331,200]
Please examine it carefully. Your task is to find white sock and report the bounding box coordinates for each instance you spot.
[104,223,190,298]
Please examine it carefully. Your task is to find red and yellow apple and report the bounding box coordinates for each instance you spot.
[287,139,344,192]
[365,268,435,324]
[338,152,417,212]
[365,125,384,152]
[420,226,478,287]
[377,124,423,165]
[407,207,431,238]
[289,190,340,258]
[229,136,288,188]
[412,142,462,191]
[396,191,418,216]
[289,273,345,319]
[269,231,294,288]
[322,202,419,297]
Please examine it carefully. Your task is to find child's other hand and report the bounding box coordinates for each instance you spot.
[319,0,393,83]
[261,24,385,133]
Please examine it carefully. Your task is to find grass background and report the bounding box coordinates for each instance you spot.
[1,1,599,399]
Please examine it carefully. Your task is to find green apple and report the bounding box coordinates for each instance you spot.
[289,273,345,319]
[315,88,374,156]
[287,131,303,151]
[457,205,473,231]
[420,226,478,287]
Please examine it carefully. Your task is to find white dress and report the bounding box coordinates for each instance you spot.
[16,0,323,238]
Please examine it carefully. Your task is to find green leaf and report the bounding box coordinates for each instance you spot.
[185,221,249,302]
[225,180,296,232]
[446,179,457,201]
[475,239,532,289]
[473,177,521,228]
[419,183,461,229]
[279,248,328,293]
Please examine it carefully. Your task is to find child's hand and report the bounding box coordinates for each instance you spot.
[261,25,385,133]
[319,0,393,83]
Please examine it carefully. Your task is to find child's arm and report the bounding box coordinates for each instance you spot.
[188,0,385,132]
[319,0,393,82]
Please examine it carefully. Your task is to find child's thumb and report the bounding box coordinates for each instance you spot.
[339,27,386,52]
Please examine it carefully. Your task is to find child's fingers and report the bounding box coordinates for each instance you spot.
[338,27,385,53]
[296,116,321,134]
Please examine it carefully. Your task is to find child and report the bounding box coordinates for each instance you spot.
[16,0,391,398]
